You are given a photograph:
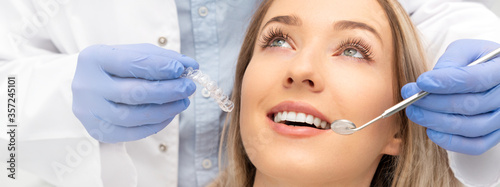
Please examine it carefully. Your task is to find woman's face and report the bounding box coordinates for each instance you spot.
[240,0,401,186]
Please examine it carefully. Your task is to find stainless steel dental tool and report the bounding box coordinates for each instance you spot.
[331,48,500,135]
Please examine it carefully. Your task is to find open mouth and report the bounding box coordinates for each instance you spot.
[269,111,330,130]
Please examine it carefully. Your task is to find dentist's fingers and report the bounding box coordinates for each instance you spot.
[79,44,198,80]
[426,128,500,155]
[102,76,196,105]
[76,109,173,143]
[90,98,190,127]
[432,39,500,69]
[402,83,500,115]
[406,105,500,137]
[417,39,500,94]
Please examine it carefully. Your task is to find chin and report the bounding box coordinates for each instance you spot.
[245,135,383,186]
[248,142,349,185]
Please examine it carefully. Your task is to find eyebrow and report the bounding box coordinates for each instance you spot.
[262,15,302,28]
[333,20,382,42]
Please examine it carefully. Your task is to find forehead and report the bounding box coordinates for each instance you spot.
[262,0,390,38]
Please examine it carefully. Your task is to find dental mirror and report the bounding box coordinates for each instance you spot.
[331,119,356,135]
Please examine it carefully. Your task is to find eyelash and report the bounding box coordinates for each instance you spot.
[336,38,374,61]
[259,28,374,61]
[259,27,290,48]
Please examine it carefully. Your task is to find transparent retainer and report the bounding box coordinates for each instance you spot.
[181,67,234,112]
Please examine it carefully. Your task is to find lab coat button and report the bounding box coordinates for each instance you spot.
[159,144,168,152]
[198,6,209,17]
[202,159,212,169]
[201,88,210,98]
[158,37,167,46]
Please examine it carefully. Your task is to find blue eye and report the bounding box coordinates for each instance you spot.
[270,38,292,49]
[260,27,293,49]
[342,48,364,58]
[337,38,374,61]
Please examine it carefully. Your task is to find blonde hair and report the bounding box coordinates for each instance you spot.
[211,0,460,186]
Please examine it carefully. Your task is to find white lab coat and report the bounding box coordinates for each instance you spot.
[0,0,499,187]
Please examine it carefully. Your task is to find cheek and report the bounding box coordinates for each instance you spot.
[239,55,287,119]
[327,63,395,126]
[240,59,269,121]
[319,62,397,163]
[239,58,278,159]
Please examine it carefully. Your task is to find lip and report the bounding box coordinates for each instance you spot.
[267,101,331,137]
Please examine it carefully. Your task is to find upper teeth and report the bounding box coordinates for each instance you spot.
[274,111,328,129]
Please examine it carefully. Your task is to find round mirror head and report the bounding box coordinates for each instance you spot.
[331,119,356,135]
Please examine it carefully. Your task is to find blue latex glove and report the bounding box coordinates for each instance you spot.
[402,39,500,155]
[72,44,198,143]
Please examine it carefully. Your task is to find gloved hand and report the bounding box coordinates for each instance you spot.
[72,44,198,143]
[402,39,500,155]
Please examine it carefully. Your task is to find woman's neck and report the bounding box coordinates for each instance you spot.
[252,169,375,187]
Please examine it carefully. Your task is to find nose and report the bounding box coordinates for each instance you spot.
[283,51,325,92]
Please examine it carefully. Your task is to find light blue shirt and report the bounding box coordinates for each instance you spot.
[175,0,259,186]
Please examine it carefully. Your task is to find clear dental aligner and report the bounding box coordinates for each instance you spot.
[181,67,234,112]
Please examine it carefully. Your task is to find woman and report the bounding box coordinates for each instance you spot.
[212,0,461,186]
